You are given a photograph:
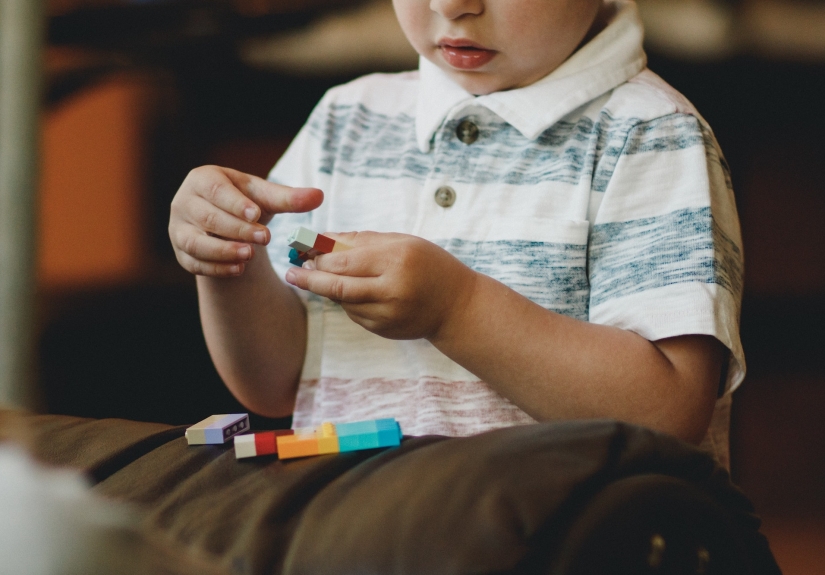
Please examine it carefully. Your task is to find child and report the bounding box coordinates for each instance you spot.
[168,0,744,467]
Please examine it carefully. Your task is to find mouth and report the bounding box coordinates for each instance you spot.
[437,38,497,70]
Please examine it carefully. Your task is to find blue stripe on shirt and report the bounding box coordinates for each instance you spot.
[310,104,720,192]
[589,206,743,307]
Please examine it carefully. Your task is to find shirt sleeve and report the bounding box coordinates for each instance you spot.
[587,112,745,393]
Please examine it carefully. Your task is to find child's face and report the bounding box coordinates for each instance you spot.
[393,0,604,95]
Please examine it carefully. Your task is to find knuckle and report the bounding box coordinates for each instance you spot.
[329,278,347,301]
[225,243,241,259]
[201,210,218,230]
[333,252,350,273]
[206,179,224,204]
[183,233,199,256]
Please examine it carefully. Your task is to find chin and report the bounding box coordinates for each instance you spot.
[449,72,507,96]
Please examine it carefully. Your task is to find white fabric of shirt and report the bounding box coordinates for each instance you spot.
[266,0,744,467]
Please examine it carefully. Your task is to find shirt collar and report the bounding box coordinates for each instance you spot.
[415,0,647,153]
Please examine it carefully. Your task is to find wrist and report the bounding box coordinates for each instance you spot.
[427,267,481,347]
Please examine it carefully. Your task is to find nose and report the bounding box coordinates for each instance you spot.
[429,0,484,20]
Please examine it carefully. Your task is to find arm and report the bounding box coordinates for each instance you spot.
[429,268,723,444]
[169,166,323,417]
[286,233,723,443]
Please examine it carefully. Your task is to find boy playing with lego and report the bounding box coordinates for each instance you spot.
[168,0,744,465]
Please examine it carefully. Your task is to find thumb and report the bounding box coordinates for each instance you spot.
[223,168,323,224]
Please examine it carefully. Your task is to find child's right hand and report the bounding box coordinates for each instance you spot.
[169,165,323,277]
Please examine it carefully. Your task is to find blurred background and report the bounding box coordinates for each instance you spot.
[2,0,823,572]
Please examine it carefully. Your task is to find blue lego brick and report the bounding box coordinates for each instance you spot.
[338,431,381,452]
[336,420,378,436]
[376,422,402,447]
[335,418,402,452]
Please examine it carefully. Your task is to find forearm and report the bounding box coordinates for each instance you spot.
[197,246,307,417]
[428,273,722,443]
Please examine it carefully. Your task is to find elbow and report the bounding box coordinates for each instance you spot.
[646,391,717,446]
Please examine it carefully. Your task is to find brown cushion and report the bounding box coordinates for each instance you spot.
[0,410,779,575]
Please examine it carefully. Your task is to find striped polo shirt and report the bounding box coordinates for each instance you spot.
[266,0,744,466]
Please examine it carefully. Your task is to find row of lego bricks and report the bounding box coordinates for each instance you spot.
[287,226,352,266]
[186,414,402,460]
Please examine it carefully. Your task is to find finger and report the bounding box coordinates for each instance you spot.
[284,268,375,304]
[187,166,266,225]
[221,168,324,218]
[312,249,382,278]
[184,196,270,244]
[176,250,246,278]
[174,224,254,263]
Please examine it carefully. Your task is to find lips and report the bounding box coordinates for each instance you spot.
[437,38,497,70]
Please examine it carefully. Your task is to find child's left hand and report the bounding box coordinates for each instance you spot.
[284,232,477,341]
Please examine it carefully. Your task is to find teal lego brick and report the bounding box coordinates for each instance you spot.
[289,252,304,267]
[376,422,402,447]
[336,418,402,452]
[338,431,381,452]
[336,420,378,436]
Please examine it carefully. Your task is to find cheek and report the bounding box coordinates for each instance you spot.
[392,0,430,54]
[511,2,599,62]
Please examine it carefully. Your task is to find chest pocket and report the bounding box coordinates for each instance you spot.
[440,217,591,320]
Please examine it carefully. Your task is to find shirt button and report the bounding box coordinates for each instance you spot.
[456,119,479,144]
[434,186,456,208]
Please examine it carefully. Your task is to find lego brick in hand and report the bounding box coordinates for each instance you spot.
[234,430,295,459]
[185,414,250,445]
[287,227,353,265]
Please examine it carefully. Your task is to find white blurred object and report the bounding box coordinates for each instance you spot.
[0,444,224,575]
[637,0,740,60]
[241,0,419,75]
[0,444,135,575]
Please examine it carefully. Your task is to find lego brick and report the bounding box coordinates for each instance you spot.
[336,420,379,436]
[287,227,353,267]
[316,421,340,454]
[287,227,318,252]
[338,432,381,452]
[186,414,249,445]
[234,430,295,459]
[234,434,258,459]
[277,428,321,459]
[313,233,335,254]
[376,420,403,447]
[336,419,402,452]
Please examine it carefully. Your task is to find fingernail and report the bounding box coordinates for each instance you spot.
[302,259,316,270]
[230,264,241,274]
[244,207,258,222]
[285,269,296,284]
[238,246,251,259]
[253,230,267,243]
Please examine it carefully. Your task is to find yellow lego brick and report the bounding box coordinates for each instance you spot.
[316,422,340,454]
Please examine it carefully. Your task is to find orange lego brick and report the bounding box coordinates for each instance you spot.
[277,429,320,459]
